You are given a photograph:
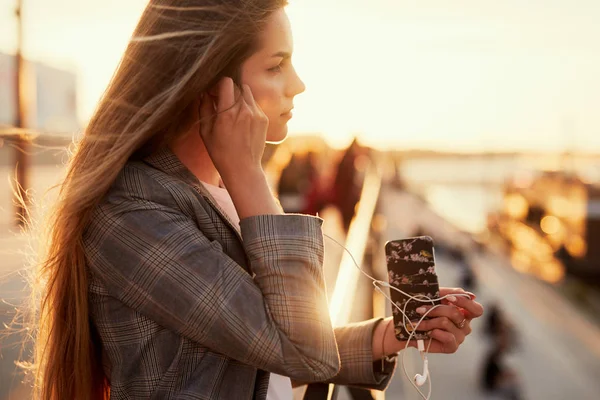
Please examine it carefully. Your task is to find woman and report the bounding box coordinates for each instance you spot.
[32,1,483,399]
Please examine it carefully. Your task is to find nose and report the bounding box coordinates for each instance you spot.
[287,65,306,97]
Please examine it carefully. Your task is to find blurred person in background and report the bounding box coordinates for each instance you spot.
[484,302,517,343]
[480,303,523,399]
[277,153,306,213]
[20,1,484,399]
[481,323,523,400]
[277,151,324,214]
[331,138,363,232]
[300,151,328,216]
[449,246,477,292]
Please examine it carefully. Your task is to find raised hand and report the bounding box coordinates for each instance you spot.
[199,77,269,182]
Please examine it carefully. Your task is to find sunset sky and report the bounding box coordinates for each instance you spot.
[1,0,599,151]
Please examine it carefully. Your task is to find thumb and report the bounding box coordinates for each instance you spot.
[199,94,216,140]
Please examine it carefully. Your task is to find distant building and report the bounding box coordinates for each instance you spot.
[0,52,79,135]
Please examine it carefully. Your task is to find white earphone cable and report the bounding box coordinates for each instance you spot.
[323,233,470,400]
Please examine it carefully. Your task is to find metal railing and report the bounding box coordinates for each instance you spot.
[329,162,383,327]
[304,159,385,400]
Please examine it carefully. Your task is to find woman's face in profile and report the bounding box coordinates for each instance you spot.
[240,8,305,143]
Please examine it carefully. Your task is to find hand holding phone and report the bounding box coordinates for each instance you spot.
[385,236,442,341]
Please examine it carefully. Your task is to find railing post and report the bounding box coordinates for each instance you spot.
[12,0,31,227]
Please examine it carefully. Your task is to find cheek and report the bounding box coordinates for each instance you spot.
[242,74,287,141]
[255,89,280,119]
[244,77,281,118]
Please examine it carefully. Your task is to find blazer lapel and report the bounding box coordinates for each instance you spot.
[143,146,253,274]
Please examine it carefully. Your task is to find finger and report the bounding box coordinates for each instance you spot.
[446,296,484,319]
[241,84,256,109]
[232,82,246,116]
[417,316,471,340]
[428,329,459,354]
[417,304,465,327]
[199,94,216,139]
[440,287,476,300]
[416,315,466,338]
[241,84,268,122]
[216,77,238,113]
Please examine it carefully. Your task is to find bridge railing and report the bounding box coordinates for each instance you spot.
[303,158,386,400]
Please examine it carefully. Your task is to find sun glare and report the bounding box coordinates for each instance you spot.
[1,0,599,151]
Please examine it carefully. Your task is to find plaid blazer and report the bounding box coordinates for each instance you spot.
[83,147,395,399]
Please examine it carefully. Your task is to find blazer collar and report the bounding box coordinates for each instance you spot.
[143,146,246,248]
[143,146,198,182]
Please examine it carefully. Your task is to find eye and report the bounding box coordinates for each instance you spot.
[268,63,283,73]
[268,58,290,73]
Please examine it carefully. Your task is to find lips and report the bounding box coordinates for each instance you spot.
[281,107,294,115]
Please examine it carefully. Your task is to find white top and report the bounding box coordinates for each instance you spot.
[201,180,293,400]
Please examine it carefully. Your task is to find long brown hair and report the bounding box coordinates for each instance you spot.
[28,1,287,398]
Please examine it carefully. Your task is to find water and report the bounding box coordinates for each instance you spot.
[421,184,502,233]
[399,154,600,234]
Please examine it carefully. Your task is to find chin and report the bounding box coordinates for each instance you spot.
[265,125,288,144]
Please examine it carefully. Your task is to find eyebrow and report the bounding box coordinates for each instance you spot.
[271,51,292,59]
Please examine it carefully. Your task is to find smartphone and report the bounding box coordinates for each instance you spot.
[385,236,441,341]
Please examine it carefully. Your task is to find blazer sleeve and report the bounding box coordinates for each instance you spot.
[83,169,340,383]
[327,318,397,390]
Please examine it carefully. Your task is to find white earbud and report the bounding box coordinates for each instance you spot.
[414,358,429,387]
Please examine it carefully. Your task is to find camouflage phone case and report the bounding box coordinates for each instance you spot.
[385,236,441,341]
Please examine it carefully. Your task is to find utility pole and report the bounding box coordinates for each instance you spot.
[13,0,30,227]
